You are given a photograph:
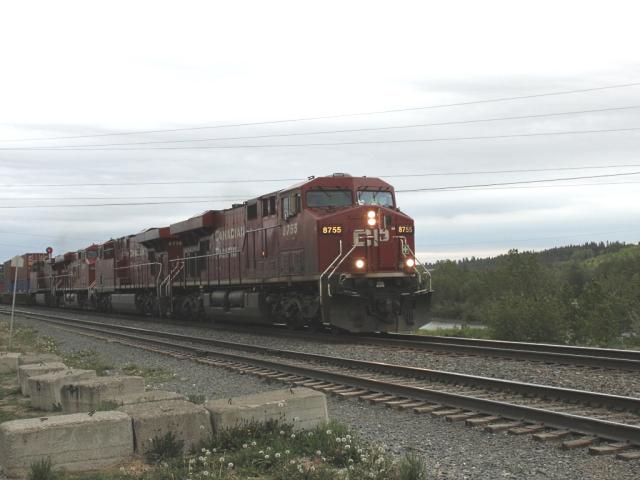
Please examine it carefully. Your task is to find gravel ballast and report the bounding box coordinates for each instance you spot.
[3,313,640,480]
[18,309,640,398]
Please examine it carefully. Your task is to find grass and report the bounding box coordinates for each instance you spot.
[187,393,206,404]
[62,350,113,376]
[120,363,172,384]
[28,458,56,480]
[46,420,431,479]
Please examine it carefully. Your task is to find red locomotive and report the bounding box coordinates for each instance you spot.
[0,174,432,332]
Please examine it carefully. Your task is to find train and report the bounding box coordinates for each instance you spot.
[0,174,432,332]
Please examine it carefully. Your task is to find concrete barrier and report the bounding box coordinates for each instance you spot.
[28,369,97,411]
[205,387,329,431]
[60,376,145,413]
[17,362,67,396]
[0,352,21,374]
[114,390,186,407]
[118,399,212,455]
[0,411,133,478]
[18,353,63,366]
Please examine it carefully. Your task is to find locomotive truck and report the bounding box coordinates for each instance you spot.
[0,174,432,332]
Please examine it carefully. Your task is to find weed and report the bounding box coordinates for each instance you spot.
[62,350,113,375]
[187,393,206,404]
[146,431,185,463]
[121,363,171,383]
[28,457,56,480]
[397,452,428,480]
[94,400,120,411]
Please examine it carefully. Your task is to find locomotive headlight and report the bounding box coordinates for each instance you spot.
[366,211,377,226]
[355,258,365,269]
[405,258,416,268]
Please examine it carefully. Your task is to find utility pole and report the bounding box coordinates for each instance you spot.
[8,255,23,351]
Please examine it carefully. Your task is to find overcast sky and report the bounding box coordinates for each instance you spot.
[1,0,639,263]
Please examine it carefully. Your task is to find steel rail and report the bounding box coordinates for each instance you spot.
[7,308,640,417]
[12,309,640,446]
[375,332,640,361]
[2,305,640,370]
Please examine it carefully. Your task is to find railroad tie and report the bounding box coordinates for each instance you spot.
[330,387,359,395]
[561,436,597,450]
[532,430,571,442]
[465,415,500,426]
[589,442,633,456]
[393,401,426,411]
[617,450,640,461]
[336,389,370,399]
[446,412,481,422]
[369,395,399,404]
[359,392,387,401]
[431,408,464,418]
[413,404,442,414]
[384,399,415,408]
[296,380,323,387]
[484,421,524,433]
[508,424,545,435]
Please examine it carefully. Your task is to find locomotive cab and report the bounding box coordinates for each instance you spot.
[297,174,432,332]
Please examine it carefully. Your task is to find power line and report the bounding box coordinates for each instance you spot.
[396,171,640,192]
[2,163,640,189]
[7,104,639,150]
[4,126,639,151]
[1,172,638,208]
[2,81,640,143]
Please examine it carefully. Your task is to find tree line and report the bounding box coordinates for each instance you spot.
[427,242,640,346]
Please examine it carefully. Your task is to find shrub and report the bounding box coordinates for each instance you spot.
[146,431,184,463]
[396,452,428,480]
[28,457,56,480]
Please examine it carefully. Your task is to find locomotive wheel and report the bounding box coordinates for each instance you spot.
[284,299,304,330]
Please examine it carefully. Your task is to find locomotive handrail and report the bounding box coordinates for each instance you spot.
[394,236,432,293]
[326,242,360,297]
[114,262,163,298]
[319,240,343,306]
[168,250,241,263]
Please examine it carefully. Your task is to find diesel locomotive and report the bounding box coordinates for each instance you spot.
[0,174,432,332]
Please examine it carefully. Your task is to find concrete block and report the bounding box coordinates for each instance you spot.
[0,352,21,374]
[118,399,212,455]
[205,387,329,432]
[113,390,186,407]
[0,411,133,478]
[28,369,97,411]
[18,353,63,366]
[60,376,145,413]
[17,362,67,396]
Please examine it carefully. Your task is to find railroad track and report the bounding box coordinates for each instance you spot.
[4,307,640,460]
[5,304,640,371]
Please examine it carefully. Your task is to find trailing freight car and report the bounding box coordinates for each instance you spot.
[3,174,432,333]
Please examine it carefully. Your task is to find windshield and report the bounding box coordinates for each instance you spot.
[357,190,394,207]
[306,189,352,208]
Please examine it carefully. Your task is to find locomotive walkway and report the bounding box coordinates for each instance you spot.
[4,307,640,460]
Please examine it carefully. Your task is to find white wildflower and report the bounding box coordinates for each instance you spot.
[242,443,248,449]
[227,462,234,469]
[345,444,351,449]
[285,449,290,454]
[275,452,281,458]
[251,441,257,446]
[202,472,209,477]
[279,430,285,435]
[326,429,332,435]
[278,402,285,407]
[290,433,296,439]
[315,450,322,456]
[264,454,270,460]
[219,457,225,463]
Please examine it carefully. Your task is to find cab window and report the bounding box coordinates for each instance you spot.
[306,189,352,208]
[281,191,301,220]
[357,190,394,207]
